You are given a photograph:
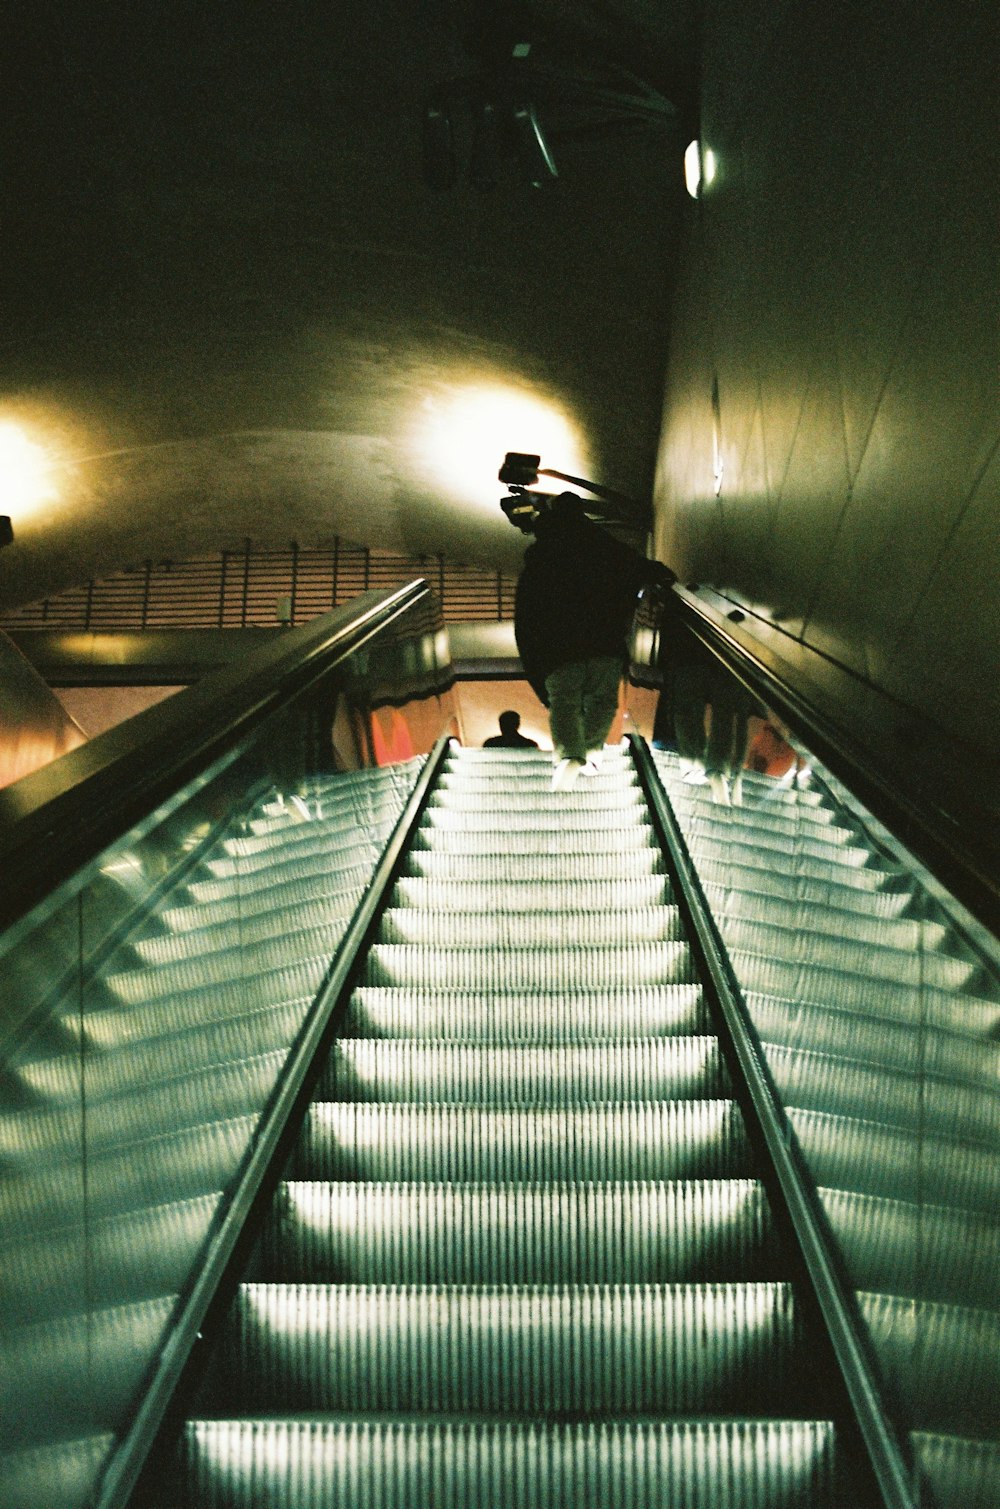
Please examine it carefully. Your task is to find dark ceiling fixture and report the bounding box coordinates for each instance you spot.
[422,39,676,193]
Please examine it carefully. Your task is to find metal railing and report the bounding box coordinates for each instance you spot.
[0,540,516,631]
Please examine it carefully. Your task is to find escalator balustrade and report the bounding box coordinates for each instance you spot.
[652,749,1000,1509]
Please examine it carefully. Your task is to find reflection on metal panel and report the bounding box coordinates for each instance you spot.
[0,630,86,788]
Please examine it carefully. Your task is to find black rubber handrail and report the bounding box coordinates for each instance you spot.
[0,580,431,937]
[669,584,1000,937]
[98,730,455,1509]
[629,733,919,1509]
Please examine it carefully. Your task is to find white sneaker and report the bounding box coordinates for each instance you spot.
[709,772,731,806]
[679,758,707,785]
[584,746,605,772]
[729,773,744,807]
[551,757,584,792]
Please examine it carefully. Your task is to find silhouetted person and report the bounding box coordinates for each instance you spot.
[484,710,538,748]
[513,493,673,790]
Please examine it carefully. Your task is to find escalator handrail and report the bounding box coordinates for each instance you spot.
[630,733,919,1509]
[0,579,432,936]
[95,730,455,1509]
[669,583,1000,937]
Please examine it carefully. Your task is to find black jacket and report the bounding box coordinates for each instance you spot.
[514,508,671,704]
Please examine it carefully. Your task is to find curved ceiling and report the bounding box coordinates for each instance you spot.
[2,1,698,607]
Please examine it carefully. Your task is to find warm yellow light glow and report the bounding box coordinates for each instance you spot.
[0,422,59,520]
[416,384,590,512]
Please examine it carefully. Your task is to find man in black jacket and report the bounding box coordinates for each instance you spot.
[513,493,673,789]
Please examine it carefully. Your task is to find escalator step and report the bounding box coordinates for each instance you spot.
[291,1100,753,1182]
[411,827,658,856]
[376,907,686,947]
[913,1433,1000,1509]
[220,1281,803,1415]
[259,1180,780,1284]
[98,952,327,1010]
[669,800,859,851]
[402,850,667,880]
[685,833,896,882]
[185,864,372,907]
[428,789,644,814]
[319,1038,728,1104]
[721,916,978,991]
[423,806,649,831]
[343,985,707,1041]
[169,1416,842,1509]
[390,876,673,911]
[360,943,696,990]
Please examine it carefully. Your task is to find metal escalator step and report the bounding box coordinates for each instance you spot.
[14,1001,308,1105]
[438,774,641,799]
[376,907,686,948]
[695,857,915,915]
[319,1038,729,1104]
[861,1291,1000,1437]
[820,1187,1000,1309]
[768,1043,1000,1144]
[411,826,658,856]
[0,1296,174,1447]
[0,1435,115,1509]
[169,1416,842,1509]
[0,1051,286,1160]
[361,943,696,991]
[750,994,1000,1087]
[788,1107,1000,1216]
[734,955,999,1033]
[206,823,396,873]
[703,880,949,952]
[390,876,674,911]
[402,850,667,880]
[221,1281,804,1415]
[428,788,644,814]
[291,1101,753,1182]
[0,1192,221,1327]
[724,919,979,992]
[0,1115,255,1237]
[653,752,829,809]
[343,985,708,1041]
[424,805,648,831]
[260,1179,780,1284]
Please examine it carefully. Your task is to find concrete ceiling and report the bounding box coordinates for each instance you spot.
[2,1,699,607]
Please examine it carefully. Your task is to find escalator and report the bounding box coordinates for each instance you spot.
[2,583,998,1508]
[132,743,862,1507]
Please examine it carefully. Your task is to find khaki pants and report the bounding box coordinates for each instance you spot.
[544,656,622,762]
